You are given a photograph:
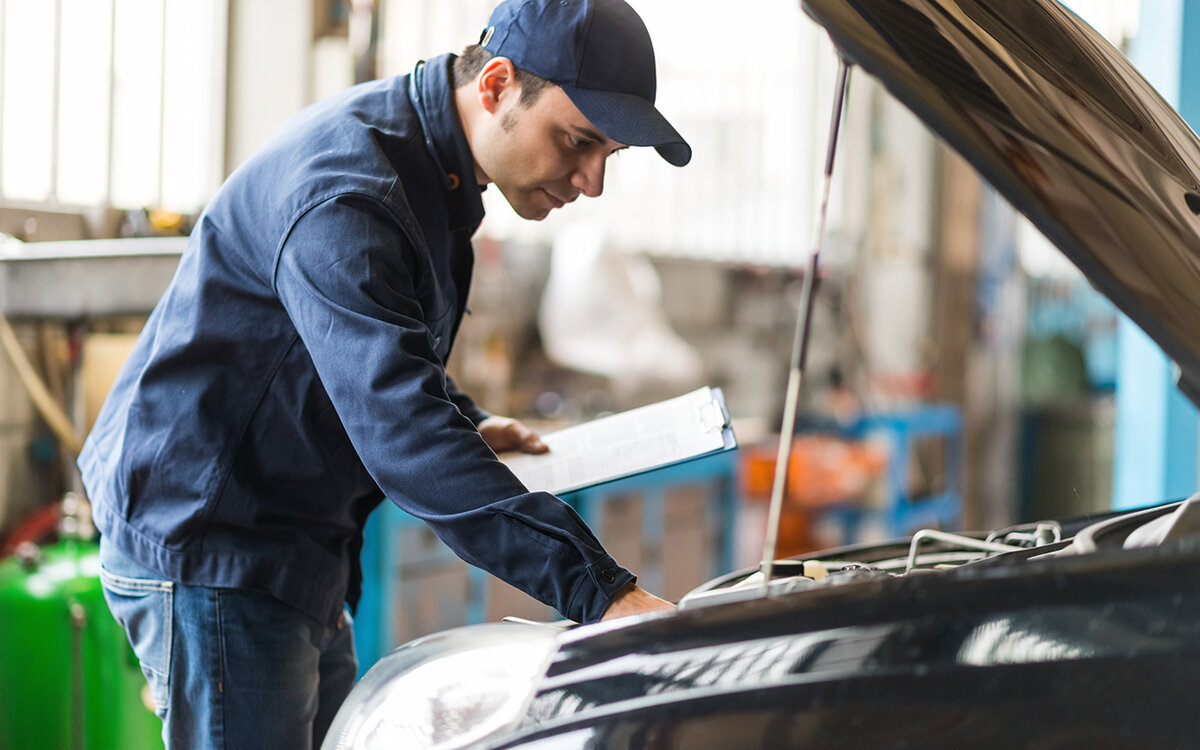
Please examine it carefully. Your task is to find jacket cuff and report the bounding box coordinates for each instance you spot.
[570,561,636,624]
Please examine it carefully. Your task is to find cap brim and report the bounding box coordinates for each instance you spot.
[560,85,692,167]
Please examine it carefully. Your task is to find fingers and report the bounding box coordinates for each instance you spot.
[507,419,547,454]
[479,416,548,454]
[519,426,548,454]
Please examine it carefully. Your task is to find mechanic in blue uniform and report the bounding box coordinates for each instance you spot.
[79,0,690,746]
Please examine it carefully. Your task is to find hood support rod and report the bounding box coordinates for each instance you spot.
[759,57,852,591]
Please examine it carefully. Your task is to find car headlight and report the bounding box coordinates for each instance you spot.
[323,622,561,750]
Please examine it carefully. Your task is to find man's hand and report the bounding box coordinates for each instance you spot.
[478,416,549,455]
[601,583,675,621]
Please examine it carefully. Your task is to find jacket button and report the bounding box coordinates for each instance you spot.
[600,568,616,584]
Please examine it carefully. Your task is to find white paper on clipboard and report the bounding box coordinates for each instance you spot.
[500,386,737,495]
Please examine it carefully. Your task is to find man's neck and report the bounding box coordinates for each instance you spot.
[453,84,491,187]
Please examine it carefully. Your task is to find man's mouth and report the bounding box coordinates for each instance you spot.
[543,189,578,209]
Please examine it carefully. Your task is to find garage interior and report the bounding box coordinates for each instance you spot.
[1,0,1196,747]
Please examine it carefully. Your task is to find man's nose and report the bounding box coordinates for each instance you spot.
[570,153,606,198]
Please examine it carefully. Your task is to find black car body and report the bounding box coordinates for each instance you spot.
[501,511,1200,749]
[325,503,1200,749]
[323,1,1200,748]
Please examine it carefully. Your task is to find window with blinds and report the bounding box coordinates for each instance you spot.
[379,0,853,268]
[0,0,226,214]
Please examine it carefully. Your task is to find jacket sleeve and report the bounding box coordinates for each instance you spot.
[273,193,632,623]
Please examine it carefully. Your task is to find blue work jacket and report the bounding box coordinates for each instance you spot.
[79,54,633,628]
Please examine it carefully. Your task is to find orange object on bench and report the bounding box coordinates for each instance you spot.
[740,435,887,555]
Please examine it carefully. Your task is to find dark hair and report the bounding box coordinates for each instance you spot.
[452,44,553,106]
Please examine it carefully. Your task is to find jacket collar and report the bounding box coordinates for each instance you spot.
[409,53,486,233]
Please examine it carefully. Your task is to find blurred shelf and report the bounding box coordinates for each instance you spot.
[0,236,185,318]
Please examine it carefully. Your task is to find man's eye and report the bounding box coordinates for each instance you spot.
[570,136,590,149]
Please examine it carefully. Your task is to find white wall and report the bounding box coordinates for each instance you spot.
[224,0,313,174]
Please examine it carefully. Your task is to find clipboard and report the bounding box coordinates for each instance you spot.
[500,386,737,496]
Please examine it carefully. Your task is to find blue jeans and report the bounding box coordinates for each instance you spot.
[98,537,358,749]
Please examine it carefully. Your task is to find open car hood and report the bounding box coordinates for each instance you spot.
[801,0,1200,403]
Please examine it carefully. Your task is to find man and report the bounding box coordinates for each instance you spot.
[81,0,690,747]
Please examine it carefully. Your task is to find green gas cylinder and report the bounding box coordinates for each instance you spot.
[0,503,163,749]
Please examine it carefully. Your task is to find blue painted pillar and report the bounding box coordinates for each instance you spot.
[1114,0,1200,509]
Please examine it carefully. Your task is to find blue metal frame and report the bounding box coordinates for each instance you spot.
[562,450,739,591]
[844,404,964,539]
[353,449,739,676]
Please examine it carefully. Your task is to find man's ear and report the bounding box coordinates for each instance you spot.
[477,57,520,114]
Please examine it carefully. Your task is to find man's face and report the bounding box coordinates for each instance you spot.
[475,83,626,221]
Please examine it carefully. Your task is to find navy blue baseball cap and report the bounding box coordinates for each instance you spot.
[480,0,691,167]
